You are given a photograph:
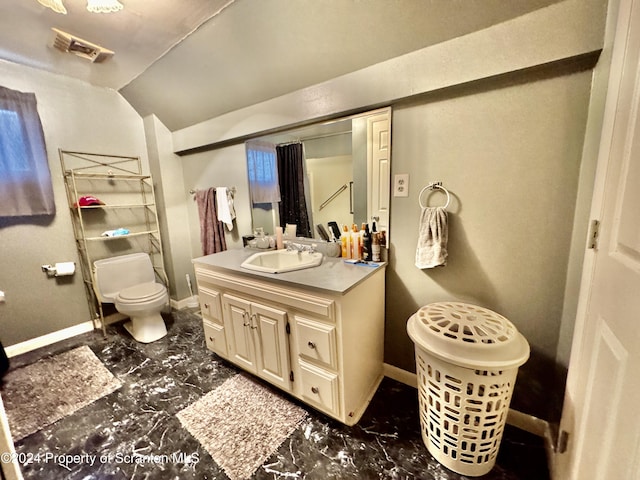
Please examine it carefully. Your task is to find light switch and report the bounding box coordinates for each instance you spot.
[394,174,409,197]
[0,291,5,303]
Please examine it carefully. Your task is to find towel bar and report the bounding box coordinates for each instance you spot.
[419,182,450,209]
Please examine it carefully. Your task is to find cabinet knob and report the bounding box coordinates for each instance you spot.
[307,341,316,349]
[311,386,319,394]
[204,303,209,309]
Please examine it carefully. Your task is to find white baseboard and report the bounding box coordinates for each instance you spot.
[5,321,95,358]
[171,295,200,310]
[383,362,417,388]
[5,297,198,358]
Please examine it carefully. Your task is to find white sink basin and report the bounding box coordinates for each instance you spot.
[241,249,324,273]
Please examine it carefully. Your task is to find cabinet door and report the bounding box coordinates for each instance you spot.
[251,302,291,390]
[203,319,228,358]
[223,294,256,373]
[199,286,223,325]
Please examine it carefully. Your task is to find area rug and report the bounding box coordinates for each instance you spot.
[1,345,122,441]
[177,374,307,480]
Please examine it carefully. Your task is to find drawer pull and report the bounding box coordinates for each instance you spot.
[311,386,319,394]
[307,341,316,349]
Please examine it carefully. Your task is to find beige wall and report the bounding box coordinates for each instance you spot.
[163,1,606,418]
[0,60,149,346]
[386,71,591,371]
[144,115,194,300]
[170,0,605,373]
[180,144,252,257]
[0,0,609,417]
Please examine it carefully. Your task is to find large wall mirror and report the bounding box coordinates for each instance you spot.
[249,107,391,246]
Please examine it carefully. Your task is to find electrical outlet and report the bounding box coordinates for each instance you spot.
[394,174,409,197]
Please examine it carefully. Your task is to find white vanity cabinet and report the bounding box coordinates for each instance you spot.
[222,294,291,390]
[193,251,386,426]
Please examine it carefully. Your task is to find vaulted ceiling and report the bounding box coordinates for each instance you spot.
[1,0,561,131]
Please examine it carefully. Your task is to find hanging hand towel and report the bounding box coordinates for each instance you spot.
[216,187,236,231]
[196,188,227,255]
[415,206,448,269]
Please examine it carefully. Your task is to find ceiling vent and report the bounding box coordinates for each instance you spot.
[51,28,114,63]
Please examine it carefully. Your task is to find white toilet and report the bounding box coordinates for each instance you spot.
[94,253,169,343]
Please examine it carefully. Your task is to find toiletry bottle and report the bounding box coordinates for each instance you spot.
[372,231,381,262]
[351,224,361,260]
[362,223,372,261]
[341,225,351,258]
[378,230,387,261]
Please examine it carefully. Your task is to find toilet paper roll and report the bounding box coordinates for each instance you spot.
[54,262,75,276]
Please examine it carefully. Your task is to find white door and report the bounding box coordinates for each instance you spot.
[367,108,391,243]
[555,1,640,478]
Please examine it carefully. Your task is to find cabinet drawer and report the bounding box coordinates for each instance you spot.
[295,316,337,369]
[199,287,222,324]
[203,320,228,357]
[299,360,339,416]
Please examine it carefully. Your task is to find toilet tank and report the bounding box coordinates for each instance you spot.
[94,253,156,303]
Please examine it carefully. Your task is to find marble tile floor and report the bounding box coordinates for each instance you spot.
[5,309,550,480]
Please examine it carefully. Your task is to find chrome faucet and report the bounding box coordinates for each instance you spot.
[285,242,316,253]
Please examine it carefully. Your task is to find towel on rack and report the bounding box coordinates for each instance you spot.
[415,206,448,269]
[216,187,236,231]
[195,188,227,255]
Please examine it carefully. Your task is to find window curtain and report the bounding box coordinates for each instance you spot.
[245,140,281,204]
[276,142,312,238]
[0,86,55,217]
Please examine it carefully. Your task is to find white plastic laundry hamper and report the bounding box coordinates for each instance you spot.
[407,302,530,477]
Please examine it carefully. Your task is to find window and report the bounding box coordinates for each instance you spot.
[245,140,280,204]
[0,86,55,217]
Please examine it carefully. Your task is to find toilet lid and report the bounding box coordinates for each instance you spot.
[117,282,166,302]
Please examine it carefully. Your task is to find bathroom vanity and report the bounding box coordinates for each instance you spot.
[192,249,386,426]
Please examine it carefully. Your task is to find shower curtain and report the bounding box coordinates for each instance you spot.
[276,143,312,238]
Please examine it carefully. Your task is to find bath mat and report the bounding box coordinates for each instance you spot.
[177,374,307,480]
[1,345,122,441]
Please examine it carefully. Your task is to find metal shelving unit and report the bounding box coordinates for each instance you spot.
[60,150,167,334]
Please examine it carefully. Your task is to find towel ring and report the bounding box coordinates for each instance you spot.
[419,183,451,209]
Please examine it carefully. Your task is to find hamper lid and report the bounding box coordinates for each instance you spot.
[407,302,530,369]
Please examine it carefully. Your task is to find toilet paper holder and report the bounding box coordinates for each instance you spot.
[41,262,76,277]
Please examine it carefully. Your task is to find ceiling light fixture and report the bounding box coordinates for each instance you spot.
[37,0,67,14]
[37,0,124,14]
[86,0,124,13]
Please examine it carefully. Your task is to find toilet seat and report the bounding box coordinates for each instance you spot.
[117,282,166,304]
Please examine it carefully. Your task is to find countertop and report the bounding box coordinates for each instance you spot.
[192,248,385,295]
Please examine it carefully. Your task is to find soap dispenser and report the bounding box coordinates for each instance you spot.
[254,227,270,249]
